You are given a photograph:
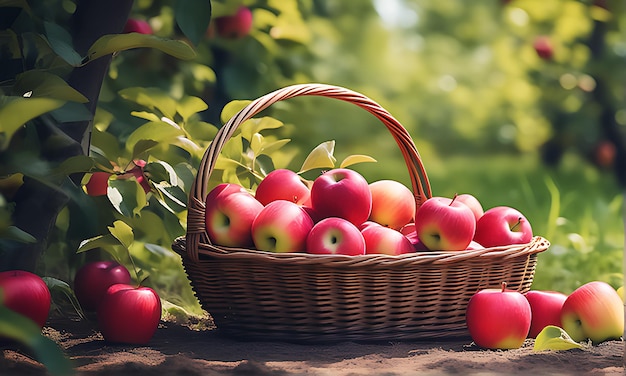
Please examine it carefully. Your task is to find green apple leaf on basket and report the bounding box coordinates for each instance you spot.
[533,325,584,352]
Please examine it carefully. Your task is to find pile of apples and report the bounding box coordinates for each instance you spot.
[466,280,624,350]
[204,167,535,255]
[0,263,161,345]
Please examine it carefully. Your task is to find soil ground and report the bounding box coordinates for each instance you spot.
[1,316,624,375]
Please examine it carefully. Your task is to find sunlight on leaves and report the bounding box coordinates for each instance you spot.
[86,33,196,64]
[340,154,377,168]
[533,326,583,351]
[176,96,208,122]
[299,140,337,173]
[77,233,120,253]
[220,100,251,125]
[108,178,148,217]
[120,87,178,119]
[108,220,134,249]
[0,96,65,150]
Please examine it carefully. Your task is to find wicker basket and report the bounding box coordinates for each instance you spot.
[172,83,549,343]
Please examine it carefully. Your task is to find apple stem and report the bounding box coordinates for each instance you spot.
[450,193,458,206]
[510,217,523,231]
[501,281,507,292]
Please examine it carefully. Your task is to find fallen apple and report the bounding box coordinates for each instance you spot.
[524,290,568,339]
[0,270,51,328]
[74,260,132,311]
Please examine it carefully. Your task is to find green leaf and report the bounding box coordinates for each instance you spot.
[0,225,36,243]
[176,96,208,122]
[145,161,178,185]
[108,177,148,217]
[50,102,93,123]
[175,0,211,46]
[220,100,251,125]
[339,154,377,168]
[13,71,88,103]
[54,155,95,176]
[130,111,162,123]
[0,96,65,150]
[86,33,196,63]
[42,277,85,320]
[120,87,179,119]
[131,139,159,161]
[0,305,74,376]
[185,120,218,142]
[299,140,337,173]
[77,233,120,253]
[125,121,185,152]
[43,21,82,66]
[240,117,285,142]
[108,220,134,249]
[153,184,187,213]
[533,326,584,351]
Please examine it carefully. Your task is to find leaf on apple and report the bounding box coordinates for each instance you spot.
[533,325,584,352]
[339,154,377,168]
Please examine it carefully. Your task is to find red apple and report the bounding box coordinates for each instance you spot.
[97,283,161,345]
[85,172,111,196]
[455,193,484,222]
[215,6,253,39]
[473,206,533,248]
[123,19,153,34]
[560,281,624,343]
[534,36,553,60]
[368,180,416,230]
[0,270,51,328]
[465,282,532,349]
[252,200,314,253]
[414,196,476,251]
[361,222,414,255]
[255,169,310,206]
[310,168,372,227]
[306,217,366,256]
[74,260,132,311]
[119,160,151,194]
[205,183,264,248]
[524,290,568,338]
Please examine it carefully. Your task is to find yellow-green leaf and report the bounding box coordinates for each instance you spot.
[299,140,337,173]
[0,96,65,150]
[86,33,196,63]
[339,154,377,168]
[220,100,251,125]
[533,326,584,352]
[108,220,134,249]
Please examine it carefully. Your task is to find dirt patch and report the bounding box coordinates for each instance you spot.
[1,317,623,375]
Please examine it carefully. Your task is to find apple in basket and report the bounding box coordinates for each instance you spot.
[473,206,533,248]
[560,281,624,344]
[307,217,366,255]
[455,193,484,222]
[205,183,264,248]
[310,168,372,227]
[255,168,311,206]
[252,200,314,253]
[465,282,532,350]
[361,221,414,255]
[524,290,568,339]
[368,180,415,230]
[414,196,476,251]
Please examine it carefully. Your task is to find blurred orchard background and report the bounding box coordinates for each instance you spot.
[0,0,625,317]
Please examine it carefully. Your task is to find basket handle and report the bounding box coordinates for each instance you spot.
[186,83,432,262]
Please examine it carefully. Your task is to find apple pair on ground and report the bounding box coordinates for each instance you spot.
[465,281,623,350]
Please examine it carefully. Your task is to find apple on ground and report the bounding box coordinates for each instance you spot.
[123,19,153,34]
[560,281,623,344]
[0,270,51,328]
[310,168,372,227]
[455,193,484,222]
[473,206,533,248]
[85,172,111,196]
[255,169,311,206]
[524,290,568,338]
[361,222,414,255]
[74,260,132,311]
[414,196,476,251]
[214,6,253,39]
[306,217,366,256]
[205,183,264,248]
[97,283,161,345]
[252,200,314,253]
[368,180,416,230]
[465,282,531,350]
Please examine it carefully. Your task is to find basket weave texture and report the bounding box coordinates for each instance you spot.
[173,83,549,343]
